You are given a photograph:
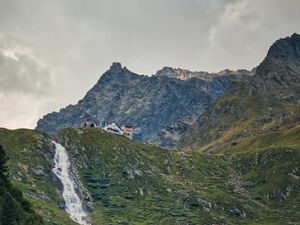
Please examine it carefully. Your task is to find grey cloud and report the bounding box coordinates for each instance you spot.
[0,36,51,95]
[0,0,299,129]
[206,0,300,70]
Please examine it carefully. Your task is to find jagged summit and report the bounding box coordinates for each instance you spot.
[155,66,253,81]
[256,33,300,76]
[267,33,300,60]
[107,62,131,74]
[110,62,123,71]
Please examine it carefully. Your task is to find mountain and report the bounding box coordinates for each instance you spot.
[36,62,252,148]
[2,33,300,225]
[1,127,300,224]
[181,33,300,150]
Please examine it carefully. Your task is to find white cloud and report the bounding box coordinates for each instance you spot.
[0,95,44,129]
[0,35,51,95]
[205,0,300,70]
[209,0,255,46]
[0,35,52,129]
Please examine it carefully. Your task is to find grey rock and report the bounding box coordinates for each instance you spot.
[31,165,46,176]
[229,208,246,217]
[241,180,255,187]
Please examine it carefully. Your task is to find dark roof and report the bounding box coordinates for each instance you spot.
[109,121,123,130]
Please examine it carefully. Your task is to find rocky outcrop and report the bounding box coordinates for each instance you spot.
[36,63,251,147]
[155,66,253,81]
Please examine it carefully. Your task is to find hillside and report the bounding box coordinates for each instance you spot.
[0,127,299,224]
[0,144,44,225]
[36,63,251,148]
[57,128,300,225]
[0,128,78,225]
[194,124,300,224]
[181,33,300,150]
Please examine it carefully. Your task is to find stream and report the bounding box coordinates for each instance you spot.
[52,141,89,225]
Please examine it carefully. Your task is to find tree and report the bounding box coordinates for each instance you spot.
[0,145,44,224]
[0,144,9,183]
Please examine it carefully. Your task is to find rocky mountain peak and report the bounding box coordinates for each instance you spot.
[256,33,300,77]
[109,62,124,72]
[291,32,300,40]
[267,33,300,60]
[98,62,134,85]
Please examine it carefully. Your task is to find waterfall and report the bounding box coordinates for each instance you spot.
[52,141,89,225]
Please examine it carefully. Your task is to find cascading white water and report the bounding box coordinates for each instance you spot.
[52,141,89,225]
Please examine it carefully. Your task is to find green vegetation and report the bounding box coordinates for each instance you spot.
[57,128,299,224]
[211,124,300,154]
[0,144,44,225]
[0,128,76,225]
[0,126,299,224]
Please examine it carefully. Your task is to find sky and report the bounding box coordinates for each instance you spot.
[0,0,299,129]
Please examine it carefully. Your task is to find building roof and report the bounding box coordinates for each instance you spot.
[108,121,123,130]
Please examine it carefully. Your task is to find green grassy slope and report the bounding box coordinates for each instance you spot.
[0,127,299,224]
[236,148,300,224]
[57,128,299,225]
[0,128,77,225]
[195,124,300,224]
[237,147,300,224]
[199,123,300,154]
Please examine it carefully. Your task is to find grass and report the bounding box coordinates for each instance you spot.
[57,128,300,224]
[0,127,299,224]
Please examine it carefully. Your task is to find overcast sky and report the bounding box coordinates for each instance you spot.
[0,0,299,129]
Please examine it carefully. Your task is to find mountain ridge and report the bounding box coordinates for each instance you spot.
[155,66,254,81]
[36,63,250,147]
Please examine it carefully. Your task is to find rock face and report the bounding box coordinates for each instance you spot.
[181,33,300,149]
[36,63,251,147]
